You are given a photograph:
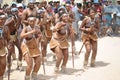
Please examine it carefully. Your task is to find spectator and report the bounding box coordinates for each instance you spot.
[115,0,120,35]
[72,3,84,40]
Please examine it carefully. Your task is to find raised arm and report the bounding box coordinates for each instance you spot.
[79,18,87,32]
[21,9,28,25]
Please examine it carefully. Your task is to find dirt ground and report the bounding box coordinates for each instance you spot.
[4,36,120,80]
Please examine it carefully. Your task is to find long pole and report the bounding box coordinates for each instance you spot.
[78,40,86,55]
[71,41,75,68]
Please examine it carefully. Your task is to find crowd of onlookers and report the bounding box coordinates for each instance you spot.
[0,0,120,39]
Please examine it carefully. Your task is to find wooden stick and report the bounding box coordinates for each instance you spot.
[70,32,75,68]
[71,43,75,68]
[78,40,86,55]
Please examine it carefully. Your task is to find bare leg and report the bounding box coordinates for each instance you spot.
[7,42,13,69]
[41,38,48,62]
[61,48,68,67]
[15,38,22,61]
[24,53,33,76]
[14,39,23,69]
[41,42,47,57]
[32,55,41,79]
[91,40,97,67]
[0,55,6,80]
[54,46,63,72]
[33,56,41,73]
[84,40,92,67]
[55,46,63,67]
[11,45,16,60]
[61,48,68,72]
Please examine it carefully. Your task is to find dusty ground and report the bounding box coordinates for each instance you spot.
[4,36,120,80]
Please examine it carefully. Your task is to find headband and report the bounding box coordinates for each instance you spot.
[11,8,18,12]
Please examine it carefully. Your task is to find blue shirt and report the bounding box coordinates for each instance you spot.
[72,6,83,22]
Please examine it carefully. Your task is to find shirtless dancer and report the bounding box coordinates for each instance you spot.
[40,4,55,62]
[21,16,42,80]
[22,1,37,27]
[80,8,100,68]
[0,13,10,80]
[50,11,74,73]
[65,2,76,51]
[5,8,23,70]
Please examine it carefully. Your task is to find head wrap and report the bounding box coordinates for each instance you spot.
[11,8,18,12]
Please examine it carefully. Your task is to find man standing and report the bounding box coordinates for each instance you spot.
[72,3,84,40]
[41,4,55,62]
[5,8,23,70]
[22,1,37,27]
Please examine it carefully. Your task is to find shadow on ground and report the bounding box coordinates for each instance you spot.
[58,68,81,75]
[37,74,58,80]
[95,61,110,67]
[68,51,85,60]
